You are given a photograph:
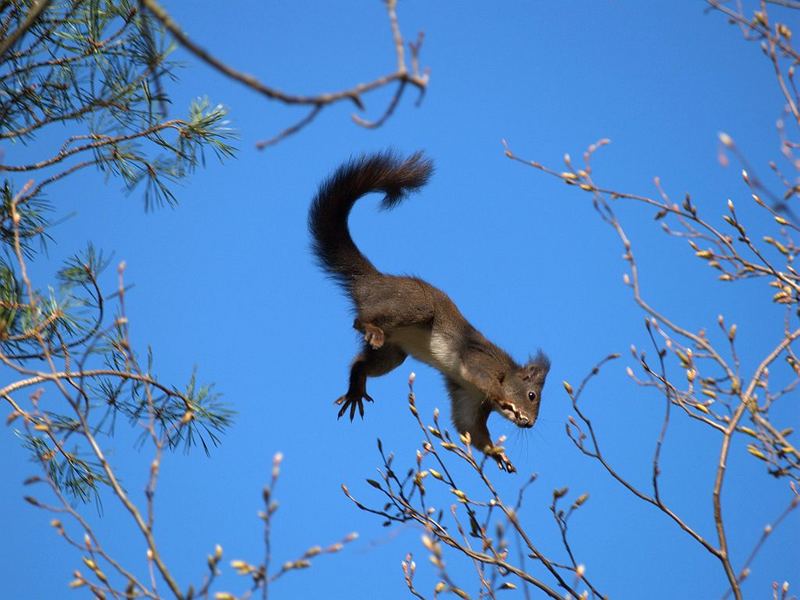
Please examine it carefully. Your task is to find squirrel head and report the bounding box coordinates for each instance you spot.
[495,350,550,428]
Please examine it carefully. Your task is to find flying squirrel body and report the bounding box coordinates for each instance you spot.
[309,151,550,472]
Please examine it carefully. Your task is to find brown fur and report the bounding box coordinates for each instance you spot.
[309,151,550,472]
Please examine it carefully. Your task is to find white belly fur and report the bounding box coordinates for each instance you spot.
[391,326,490,432]
[390,326,460,375]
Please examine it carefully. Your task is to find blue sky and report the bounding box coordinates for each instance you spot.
[2,1,798,598]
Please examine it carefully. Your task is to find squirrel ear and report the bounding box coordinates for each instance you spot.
[528,350,551,374]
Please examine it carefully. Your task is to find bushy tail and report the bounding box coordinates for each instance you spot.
[308,151,433,287]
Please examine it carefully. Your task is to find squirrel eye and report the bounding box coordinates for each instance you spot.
[528,391,537,401]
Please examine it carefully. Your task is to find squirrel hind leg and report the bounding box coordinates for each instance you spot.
[335,344,407,420]
[335,390,373,420]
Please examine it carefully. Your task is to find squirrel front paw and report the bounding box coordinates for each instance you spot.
[495,451,516,473]
[362,323,385,350]
[484,445,516,474]
[335,390,374,421]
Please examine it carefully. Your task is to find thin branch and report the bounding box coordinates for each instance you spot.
[140,0,427,107]
[255,105,322,150]
[0,0,51,59]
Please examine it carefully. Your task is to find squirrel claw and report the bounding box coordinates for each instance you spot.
[496,452,516,473]
[485,446,516,473]
[335,391,373,421]
[482,444,516,473]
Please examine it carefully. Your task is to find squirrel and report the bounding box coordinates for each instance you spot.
[309,151,550,472]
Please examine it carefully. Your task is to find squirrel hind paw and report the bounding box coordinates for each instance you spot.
[335,391,374,421]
